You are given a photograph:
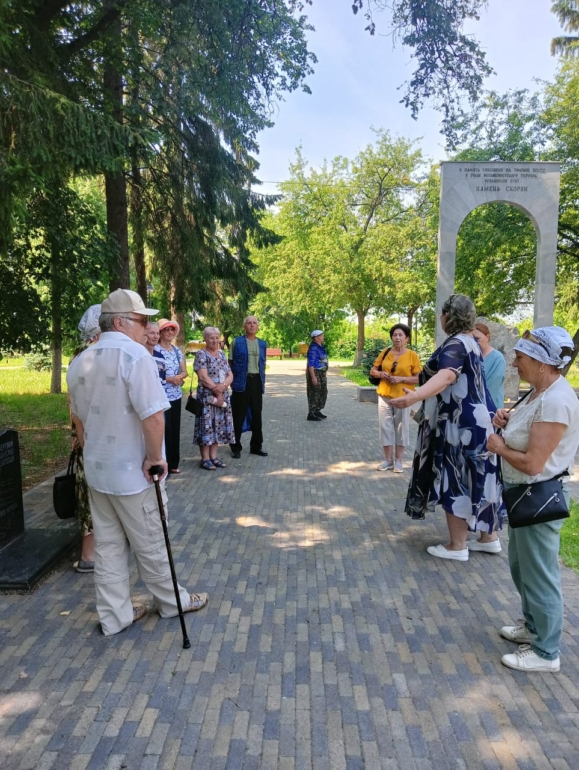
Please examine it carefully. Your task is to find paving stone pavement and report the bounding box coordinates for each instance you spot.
[2,359,579,770]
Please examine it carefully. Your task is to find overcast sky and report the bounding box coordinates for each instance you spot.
[254,0,564,196]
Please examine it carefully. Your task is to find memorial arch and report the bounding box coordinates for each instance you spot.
[435,161,561,344]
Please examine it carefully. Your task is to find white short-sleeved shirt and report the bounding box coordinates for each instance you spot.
[502,376,579,484]
[67,332,170,495]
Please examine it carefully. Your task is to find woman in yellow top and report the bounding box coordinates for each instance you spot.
[369,324,422,472]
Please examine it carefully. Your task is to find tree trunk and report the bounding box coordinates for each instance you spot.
[106,170,130,291]
[353,308,366,366]
[562,326,579,375]
[50,247,62,394]
[170,281,186,352]
[131,157,147,303]
[104,12,129,292]
[407,304,419,347]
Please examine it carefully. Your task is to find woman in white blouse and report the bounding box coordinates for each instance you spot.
[488,326,579,673]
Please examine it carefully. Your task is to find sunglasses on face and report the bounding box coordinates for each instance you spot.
[123,315,149,328]
[521,329,551,356]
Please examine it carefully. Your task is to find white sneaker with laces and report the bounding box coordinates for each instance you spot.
[393,460,404,473]
[468,538,502,554]
[377,460,394,471]
[500,624,536,644]
[501,644,560,672]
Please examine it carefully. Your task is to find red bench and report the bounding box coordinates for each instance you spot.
[266,348,283,359]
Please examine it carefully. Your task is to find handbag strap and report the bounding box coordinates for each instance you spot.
[376,347,391,371]
[505,388,533,413]
[67,448,77,475]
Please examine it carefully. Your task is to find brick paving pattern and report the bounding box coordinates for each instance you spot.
[1,359,579,769]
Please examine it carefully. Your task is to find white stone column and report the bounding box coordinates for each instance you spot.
[436,226,461,346]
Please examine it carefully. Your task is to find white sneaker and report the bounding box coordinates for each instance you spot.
[500,624,536,644]
[426,544,469,561]
[468,538,502,554]
[393,460,404,473]
[501,645,560,672]
[377,460,394,471]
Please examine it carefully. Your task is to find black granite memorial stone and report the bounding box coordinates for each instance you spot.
[0,429,25,548]
[0,429,79,591]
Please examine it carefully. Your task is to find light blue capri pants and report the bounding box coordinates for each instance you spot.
[505,481,569,661]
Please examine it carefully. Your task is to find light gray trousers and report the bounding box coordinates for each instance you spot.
[89,485,190,636]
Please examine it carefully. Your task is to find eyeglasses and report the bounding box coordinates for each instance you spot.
[390,361,398,374]
[121,314,149,328]
[521,329,551,356]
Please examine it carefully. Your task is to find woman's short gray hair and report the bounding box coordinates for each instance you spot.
[441,294,477,336]
[203,326,220,340]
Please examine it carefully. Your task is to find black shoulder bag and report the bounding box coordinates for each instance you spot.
[185,382,203,417]
[53,449,78,520]
[499,390,570,528]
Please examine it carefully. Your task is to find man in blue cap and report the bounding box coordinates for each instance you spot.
[306,330,329,421]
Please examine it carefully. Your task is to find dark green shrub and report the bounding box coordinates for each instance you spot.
[328,337,357,359]
[24,346,52,372]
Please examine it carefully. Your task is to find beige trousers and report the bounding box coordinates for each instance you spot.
[89,485,190,636]
[378,395,410,448]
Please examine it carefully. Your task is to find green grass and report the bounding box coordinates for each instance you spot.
[561,500,579,573]
[0,356,25,368]
[340,366,370,387]
[0,369,70,491]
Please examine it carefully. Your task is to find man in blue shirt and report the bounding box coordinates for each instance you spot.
[306,330,329,421]
[228,316,268,458]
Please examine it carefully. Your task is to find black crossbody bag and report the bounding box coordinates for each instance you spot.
[499,390,570,529]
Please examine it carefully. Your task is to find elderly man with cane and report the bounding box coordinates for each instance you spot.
[67,289,208,636]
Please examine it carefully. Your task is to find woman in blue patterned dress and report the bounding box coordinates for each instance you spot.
[390,295,504,562]
[194,327,234,470]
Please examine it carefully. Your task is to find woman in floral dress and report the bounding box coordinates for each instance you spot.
[390,294,504,562]
[194,327,234,469]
